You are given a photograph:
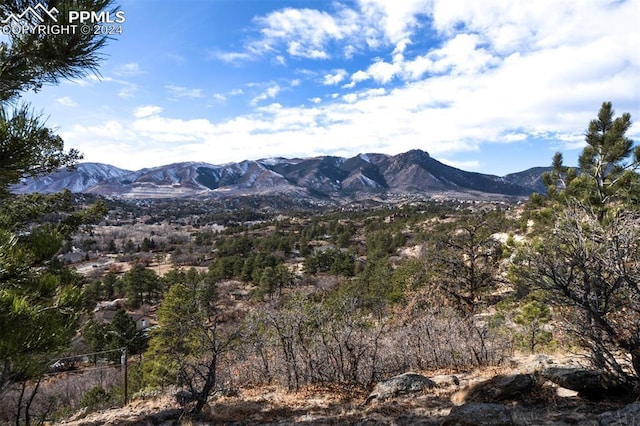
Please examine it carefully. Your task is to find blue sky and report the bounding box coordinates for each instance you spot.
[19,0,640,175]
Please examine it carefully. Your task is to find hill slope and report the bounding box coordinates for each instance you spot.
[11,150,546,199]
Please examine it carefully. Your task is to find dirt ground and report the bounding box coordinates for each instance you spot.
[58,362,635,426]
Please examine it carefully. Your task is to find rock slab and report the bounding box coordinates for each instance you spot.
[540,367,628,399]
[443,403,513,426]
[365,372,435,404]
[458,374,536,404]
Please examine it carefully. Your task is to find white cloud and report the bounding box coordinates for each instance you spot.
[439,158,481,170]
[250,84,281,105]
[134,105,163,118]
[165,85,203,98]
[309,97,322,104]
[212,93,227,102]
[502,132,527,142]
[252,7,358,60]
[358,0,431,52]
[323,69,348,85]
[211,51,254,63]
[114,62,143,76]
[118,86,136,98]
[57,96,77,107]
[342,93,358,103]
[348,70,370,86]
[367,59,402,84]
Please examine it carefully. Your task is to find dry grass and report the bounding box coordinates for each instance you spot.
[54,362,634,426]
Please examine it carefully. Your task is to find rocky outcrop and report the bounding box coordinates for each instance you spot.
[364,372,435,404]
[540,367,629,399]
[453,374,537,405]
[443,403,513,426]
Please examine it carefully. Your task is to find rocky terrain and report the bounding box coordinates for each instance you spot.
[58,354,639,426]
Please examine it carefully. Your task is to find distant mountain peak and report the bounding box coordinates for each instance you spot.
[11,150,545,200]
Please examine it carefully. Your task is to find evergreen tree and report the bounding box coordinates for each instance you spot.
[108,309,147,360]
[543,102,639,219]
[0,1,117,407]
[144,276,240,413]
[425,213,502,314]
[519,102,640,390]
[123,264,160,308]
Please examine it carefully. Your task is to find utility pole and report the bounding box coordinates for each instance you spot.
[121,347,128,405]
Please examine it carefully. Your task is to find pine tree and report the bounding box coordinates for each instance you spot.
[543,102,639,219]
[520,102,640,390]
[144,273,240,413]
[0,0,117,413]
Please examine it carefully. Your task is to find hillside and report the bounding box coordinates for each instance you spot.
[10,149,548,199]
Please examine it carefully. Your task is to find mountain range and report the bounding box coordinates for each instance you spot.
[11,149,549,200]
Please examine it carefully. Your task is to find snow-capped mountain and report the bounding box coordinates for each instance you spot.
[11,150,546,199]
[11,163,132,194]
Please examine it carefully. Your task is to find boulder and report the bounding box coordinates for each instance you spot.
[443,403,513,426]
[455,374,536,404]
[516,353,554,373]
[540,367,628,399]
[365,372,435,404]
[598,402,640,425]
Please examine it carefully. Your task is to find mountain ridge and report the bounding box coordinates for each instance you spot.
[11,150,550,200]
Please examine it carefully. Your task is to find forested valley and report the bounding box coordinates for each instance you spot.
[2,101,640,423]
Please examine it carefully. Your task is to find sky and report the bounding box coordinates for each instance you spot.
[17,0,640,175]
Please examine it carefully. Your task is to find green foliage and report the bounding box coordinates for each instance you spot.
[365,230,401,259]
[0,0,116,101]
[143,284,196,388]
[254,263,294,299]
[81,310,147,364]
[0,106,81,198]
[143,273,240,412]
[424,212,503,314]
[303,248,355,276]
[501,232,519,259]
[109,309,147,357]
[79,386,114,411]
[542,102,639,220]
[519,102,640,387]
[515,207,640,382]
[513,293,553,353]
[0,1,115,401]
[123,264,160,308]
[102,272,121,299]
[391,258,427,291]
[0,224,85,392]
